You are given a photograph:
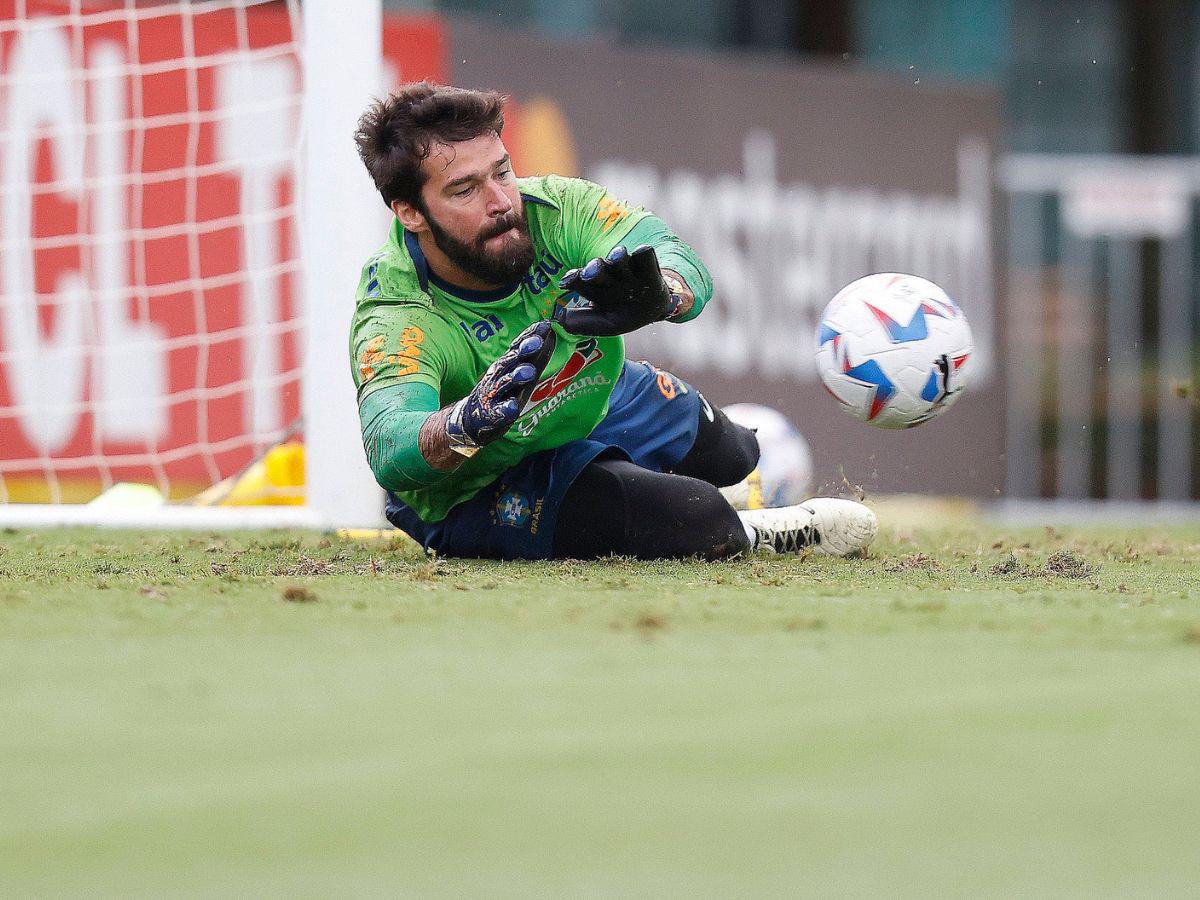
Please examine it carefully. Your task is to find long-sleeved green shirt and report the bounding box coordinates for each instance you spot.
[350,174,712,523]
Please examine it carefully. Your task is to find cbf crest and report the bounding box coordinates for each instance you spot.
[495,491,531,528]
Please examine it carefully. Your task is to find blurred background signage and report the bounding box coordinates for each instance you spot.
[451,18,1005,496]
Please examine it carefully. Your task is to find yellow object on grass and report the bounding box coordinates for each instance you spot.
[193,442,306,507]
[335,528,402,542]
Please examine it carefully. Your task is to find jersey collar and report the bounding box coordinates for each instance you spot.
[402,228,430,292]
[402,227,523,304]
[520,191,557,210]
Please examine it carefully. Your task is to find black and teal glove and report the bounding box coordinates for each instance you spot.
[554,244,682,337]
[445,321,556,456]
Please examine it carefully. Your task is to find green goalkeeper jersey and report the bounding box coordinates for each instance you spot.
[349,174,712,523]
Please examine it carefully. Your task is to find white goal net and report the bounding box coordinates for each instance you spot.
[0,0,386,527]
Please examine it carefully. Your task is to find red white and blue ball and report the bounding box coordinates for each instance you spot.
[815,273,973,429]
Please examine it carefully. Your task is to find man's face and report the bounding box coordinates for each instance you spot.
[409,132,535,286]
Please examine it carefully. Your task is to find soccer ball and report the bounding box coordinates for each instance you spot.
[815,273,973,429]
[719,403,812,509]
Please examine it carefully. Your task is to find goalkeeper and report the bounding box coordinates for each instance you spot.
[351,83,875,560]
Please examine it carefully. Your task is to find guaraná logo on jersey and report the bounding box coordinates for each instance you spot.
[516,338,610,437]
[527,339,604,406]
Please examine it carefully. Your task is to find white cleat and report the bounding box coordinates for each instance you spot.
[739,498,877,557]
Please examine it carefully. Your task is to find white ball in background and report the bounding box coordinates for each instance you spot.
[720,403,813,510]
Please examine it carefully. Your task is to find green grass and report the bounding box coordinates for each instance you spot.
[2,522,1199,897]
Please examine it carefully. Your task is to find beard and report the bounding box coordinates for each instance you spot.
[424,206,536,287]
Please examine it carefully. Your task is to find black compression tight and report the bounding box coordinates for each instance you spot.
[673,400,761,487]
[552,401,761,560]
[552,458,751,560]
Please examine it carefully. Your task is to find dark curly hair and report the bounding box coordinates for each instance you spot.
[354,81,507,211]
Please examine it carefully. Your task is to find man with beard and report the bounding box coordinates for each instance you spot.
[351,82,876,560]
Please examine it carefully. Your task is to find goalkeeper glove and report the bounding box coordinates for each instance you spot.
[445,321,556,457]
[554,244,684,336]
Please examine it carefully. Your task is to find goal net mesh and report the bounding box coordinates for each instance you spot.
[0,0,304,504]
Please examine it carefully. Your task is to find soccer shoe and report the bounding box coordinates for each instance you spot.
[739,498,877,557]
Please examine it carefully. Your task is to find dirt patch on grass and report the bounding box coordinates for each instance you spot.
[272,556,335,577]
[282,585,317,603]
[411,555,445,581]
[1043,549,1097,580]
[634,612,667,632]
[990,549,1098,581]
[891,597,947,613]
[989,553,1024,576]
[884,553,941,574]
[611,611,669,637]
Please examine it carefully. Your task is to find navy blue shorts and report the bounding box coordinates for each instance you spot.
[385,360,702,560]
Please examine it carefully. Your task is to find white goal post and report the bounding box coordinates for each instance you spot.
[301,0,386,530]
[0,0,386,529]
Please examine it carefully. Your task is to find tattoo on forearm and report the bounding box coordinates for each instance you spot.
[418,408,464,472]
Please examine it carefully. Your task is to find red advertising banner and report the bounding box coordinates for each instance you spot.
[0,3,444,499]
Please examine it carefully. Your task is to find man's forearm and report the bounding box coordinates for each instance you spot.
[418,407,466,473]
[358,382,460,492]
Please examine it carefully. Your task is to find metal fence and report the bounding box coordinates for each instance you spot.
[1000,154,1199,504]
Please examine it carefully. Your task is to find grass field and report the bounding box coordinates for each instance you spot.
[2,517,1199,897]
